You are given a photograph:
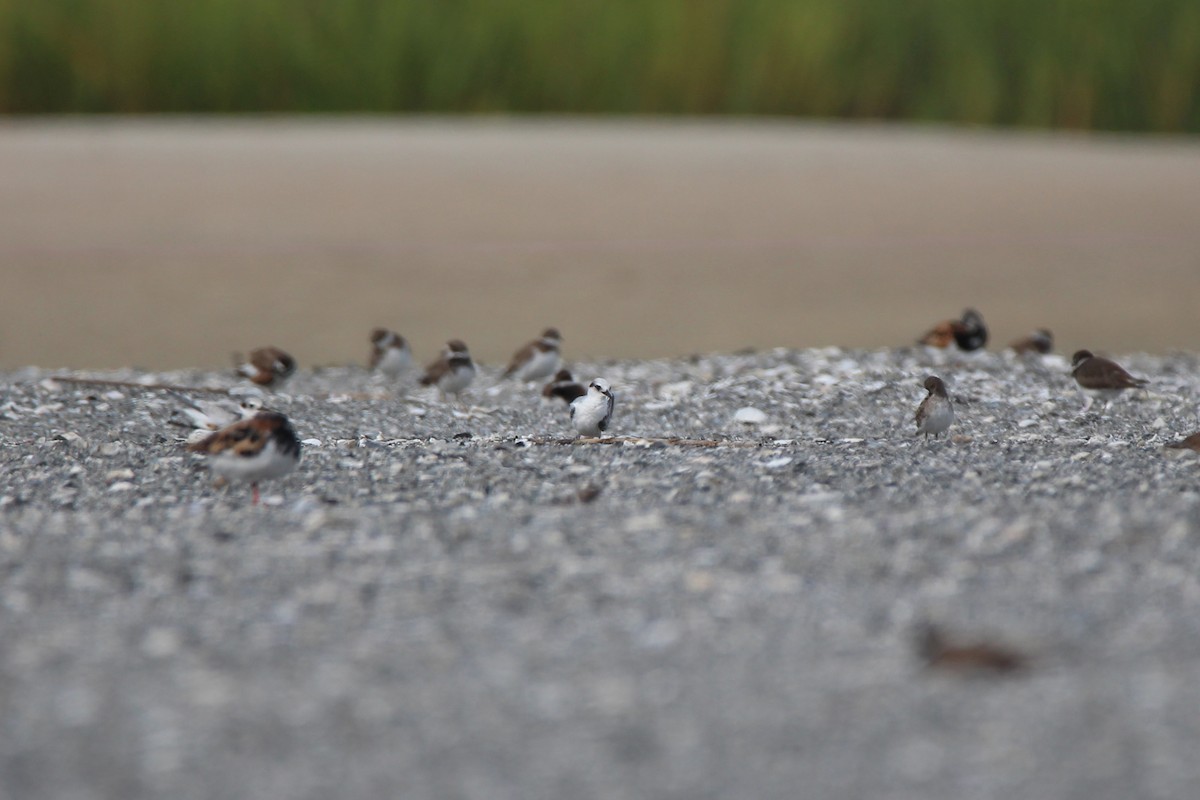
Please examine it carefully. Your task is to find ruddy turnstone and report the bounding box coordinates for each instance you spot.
[915,623,1027,676]
[570,378,615,438]
[235,347,296,388]
[918,308,988,351]
[541,368,586,404]
[502,327,562,382]
[419,339,476,401]
[368,328,412,378]
[915,375,954,439]
[169,390,264,445]
[187,410,301,504]
[1008,328,1054,355]
[1070,349,1148,411]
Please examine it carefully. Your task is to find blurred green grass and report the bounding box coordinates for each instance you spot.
[0,0,1197,131]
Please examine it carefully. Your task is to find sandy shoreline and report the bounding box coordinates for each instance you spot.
[2,118,1198,370]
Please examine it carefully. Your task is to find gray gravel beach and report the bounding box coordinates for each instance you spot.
[3,347,1200,799]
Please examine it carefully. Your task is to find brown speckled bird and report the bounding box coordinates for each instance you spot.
[187,411,301,504]
[1008,328,1053,355]
[918,309,988,351]
[419,339,476,401]
[915,623,1027,676]
[1164,432,1200,456]
[541,368,586,404]
[234,347,296,388]
[503,328,562,382]
[368,328,412,378]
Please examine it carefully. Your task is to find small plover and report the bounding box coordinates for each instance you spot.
[570,378,615,438]
[419,339,476,401]
[234,347,296,388]
[1070,350,1147,411]
[542,368,586,404]
[187,410,301,504]
[368,328,412,378]
[502,327,562,382]
[915,375,955,439]
[1008,328,1054,355]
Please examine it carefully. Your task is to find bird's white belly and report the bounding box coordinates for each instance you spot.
[571,397,610,437]
[515,349,559,382]
[439,364,475,395]
[376,347,411,377]
[210,439,298,483]
[919,402,954,436]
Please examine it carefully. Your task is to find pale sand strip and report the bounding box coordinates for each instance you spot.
[1,118,1197,369]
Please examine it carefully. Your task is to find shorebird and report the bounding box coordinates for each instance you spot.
[918,308,988,352]
[1070,350,1148,411]
[169,390,263,445]
[542,368,586,404]
[187,410,301,504]
[502,327,562,382]
[1008,328,1054,355]
[419,339,476,402]
[914,623,1027,676]
[234,347,296,388]
[570,378,615,438]
[1163,432,1200,458]
[915,375,955,439]
[368,328,412,378]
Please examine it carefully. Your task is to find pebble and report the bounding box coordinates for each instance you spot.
[1,350,1199,799]
[733,406,768,425]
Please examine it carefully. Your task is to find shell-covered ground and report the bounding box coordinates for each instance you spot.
[2,347,1200,799]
